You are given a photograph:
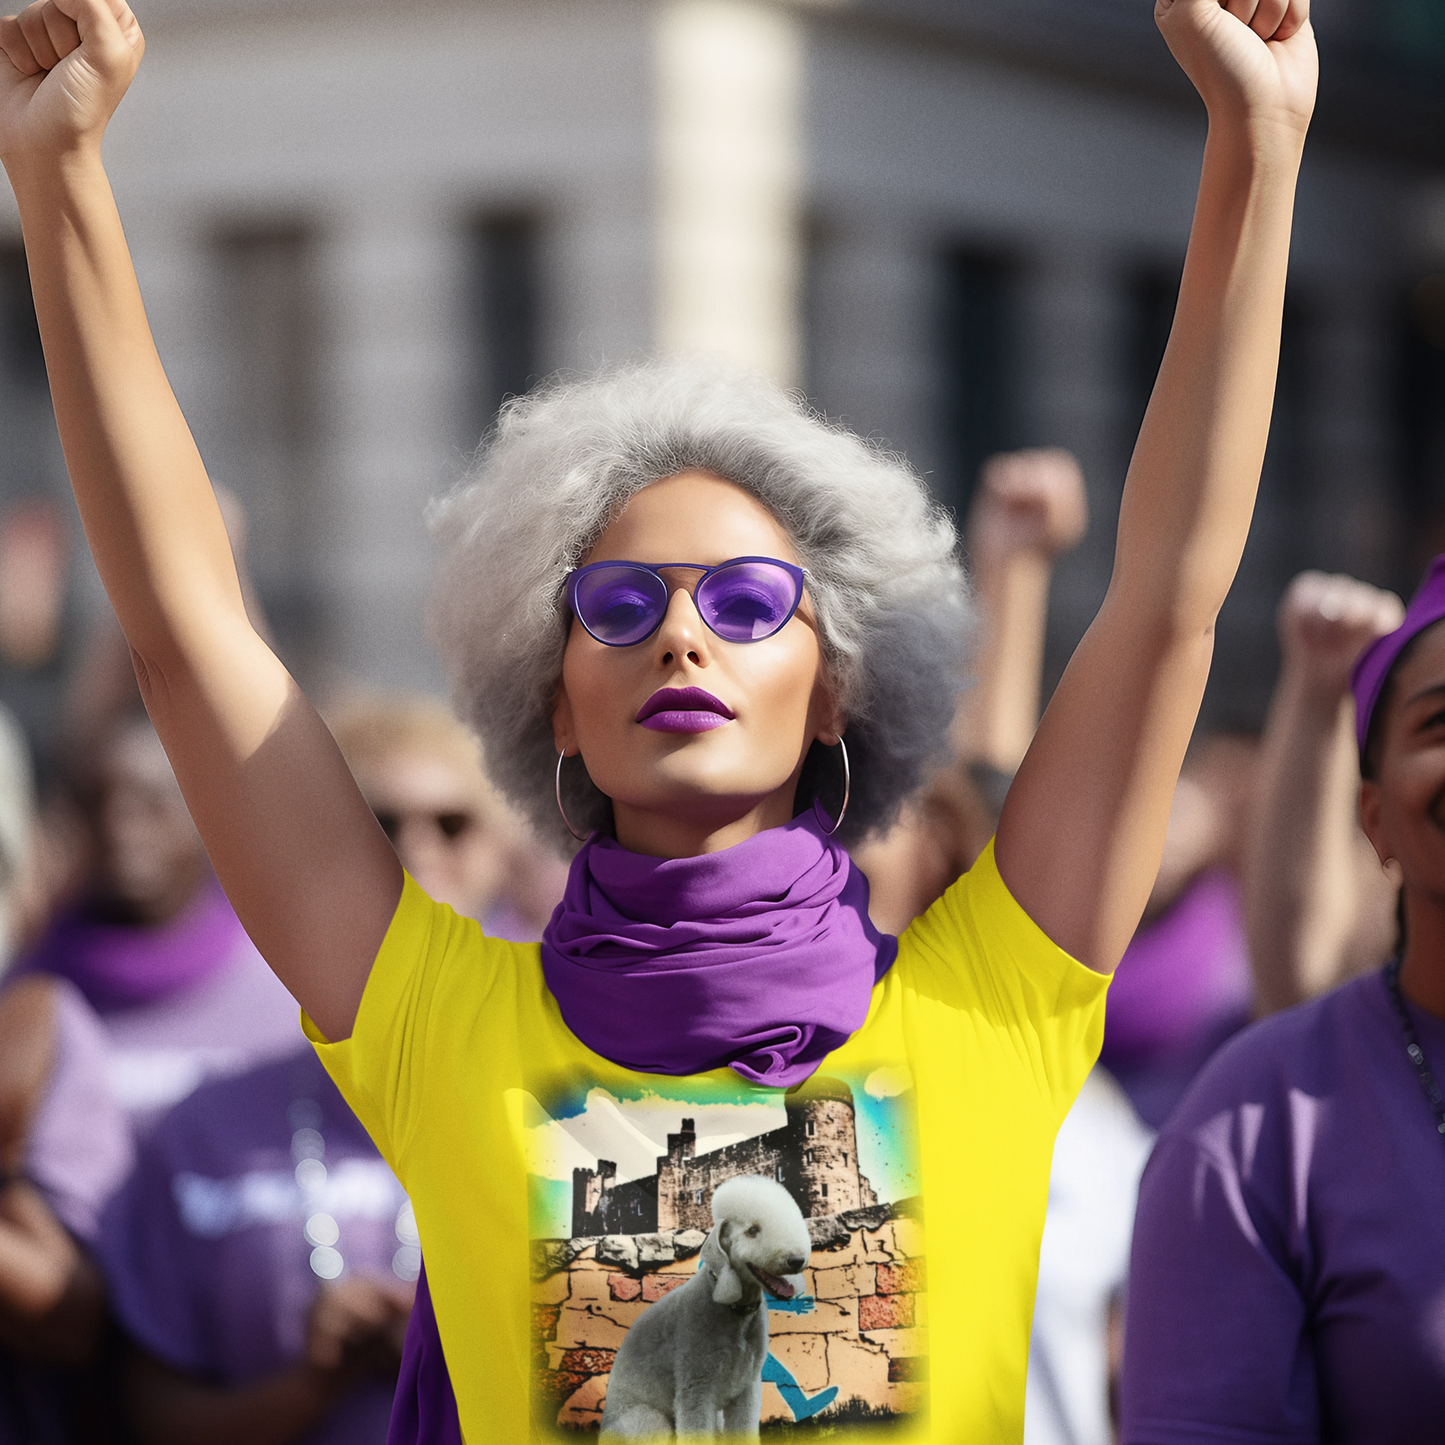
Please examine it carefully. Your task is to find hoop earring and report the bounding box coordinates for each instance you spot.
[556,750,590,842]
[812,737,850,837]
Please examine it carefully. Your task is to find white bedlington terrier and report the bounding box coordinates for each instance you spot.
[598,1175,812,1440]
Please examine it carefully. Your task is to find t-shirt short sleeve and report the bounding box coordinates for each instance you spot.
[303,874,506,1175]
[897,838,1109,1120]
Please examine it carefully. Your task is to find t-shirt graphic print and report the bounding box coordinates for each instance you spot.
[526,1067,925,1435]
[307,840,1108,1442]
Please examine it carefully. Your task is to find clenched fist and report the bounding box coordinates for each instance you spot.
[1156,0,1317,133]
[0,0,142,169]
[1277,570,1404,696]
[967,449,1089,564]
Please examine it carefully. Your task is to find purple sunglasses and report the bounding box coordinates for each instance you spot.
[566,556,807,648]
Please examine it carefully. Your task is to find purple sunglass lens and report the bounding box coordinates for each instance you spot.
[697,561,800,641]
[573,565,670,645]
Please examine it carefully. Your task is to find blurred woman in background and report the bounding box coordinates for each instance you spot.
[20,714,300,1133]
[1123,556,1445,1441]
[328,694,567,941]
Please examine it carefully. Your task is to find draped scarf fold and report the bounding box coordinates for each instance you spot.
[540,812,897,1087]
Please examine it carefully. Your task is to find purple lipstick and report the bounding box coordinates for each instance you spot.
[636,687,735,734]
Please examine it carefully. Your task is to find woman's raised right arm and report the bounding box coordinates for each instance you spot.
[0,0,401,1040]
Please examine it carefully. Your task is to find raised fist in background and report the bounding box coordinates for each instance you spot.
[1277,570,1404,698]
[968,448,1089,565]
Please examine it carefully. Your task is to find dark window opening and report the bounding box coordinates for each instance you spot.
[937,247,1020,516]
[1396,272,1445,580]
[0,247,45,389]
[468,213,542,442]
[211,225,318,664]
[1124,261,1182,444]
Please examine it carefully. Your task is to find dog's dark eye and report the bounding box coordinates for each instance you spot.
[746,1224,761,1237]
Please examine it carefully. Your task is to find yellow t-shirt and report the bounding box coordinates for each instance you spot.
[308,839,1107,1442]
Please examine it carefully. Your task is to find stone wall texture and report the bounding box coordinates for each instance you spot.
[531,1203,926,1434]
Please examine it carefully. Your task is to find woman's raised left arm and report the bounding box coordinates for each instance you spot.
[995,0,1317,973]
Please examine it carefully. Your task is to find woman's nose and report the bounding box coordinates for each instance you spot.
[652,583,711,666]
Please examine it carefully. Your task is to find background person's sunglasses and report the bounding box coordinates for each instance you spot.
[373,809,476,842]
[566,556,806,648]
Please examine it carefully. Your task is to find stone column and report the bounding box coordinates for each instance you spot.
[653,0,806,386]
[310,199,464,694]
[1302,281,1401,584]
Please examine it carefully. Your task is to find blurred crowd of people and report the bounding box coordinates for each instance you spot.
[0,499,569,1443]
[0,456,1425,1442]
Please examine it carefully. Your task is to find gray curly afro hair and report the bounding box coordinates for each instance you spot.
[427,358,973,854]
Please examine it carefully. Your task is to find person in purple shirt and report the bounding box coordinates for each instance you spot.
[22,715,301,1134]
[96,1047,414,1445]
[1121,554,1445,1442]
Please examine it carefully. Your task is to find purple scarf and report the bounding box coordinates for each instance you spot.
[389,814,895,1442]
[541,813,895,1087]
[21,877,247,1013]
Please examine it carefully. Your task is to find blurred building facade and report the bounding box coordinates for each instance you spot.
[1,0,1443,729]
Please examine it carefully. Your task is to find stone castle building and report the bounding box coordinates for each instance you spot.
[572,1075,876,1237]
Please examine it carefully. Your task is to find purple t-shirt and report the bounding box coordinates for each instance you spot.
[1121,970,1445,1443]
[24,979,134,1241]
[96,1047,413,1445]
[23,881,305,1135]
[96,939,303,1134]
[1100,869,1253,1128]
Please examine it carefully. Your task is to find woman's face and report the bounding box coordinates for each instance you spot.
[551,471,842,858]
[1361,621,1445,899]
[354,750,510,919]
[93,722,210,924]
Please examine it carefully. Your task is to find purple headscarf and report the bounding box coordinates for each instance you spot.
[1352,554,1445,753]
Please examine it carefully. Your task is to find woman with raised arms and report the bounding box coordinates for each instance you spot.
[0,2,1315,1439]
